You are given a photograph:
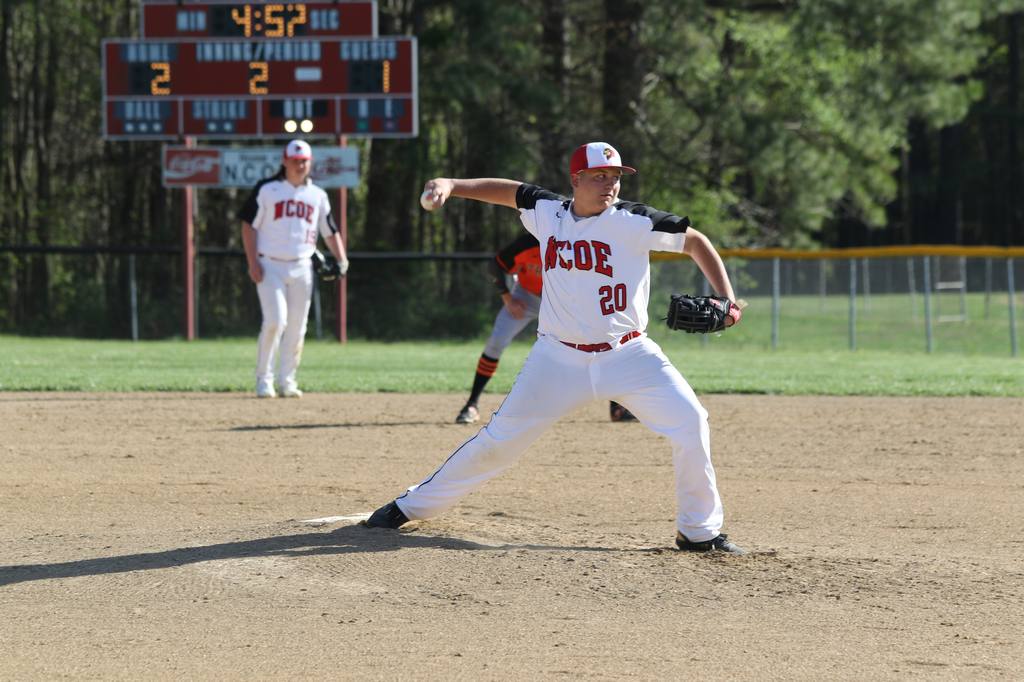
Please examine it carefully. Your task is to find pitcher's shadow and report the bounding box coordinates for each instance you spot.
[228,420,437,431]
[0,524,643,587]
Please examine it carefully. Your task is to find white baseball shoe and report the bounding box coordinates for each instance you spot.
[455,404,479,424]
[256,380,276,399]
[278,385,303,398]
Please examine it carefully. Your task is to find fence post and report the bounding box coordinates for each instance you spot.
[861,257,871,313]
[771,257,780,350]
[958,256,968,320]
[193,256,200,339]
[818,259,826,312]
[848,258,857,351]
[181,139,196,340]
[907,257,917,320]
[1009,258,1019,358]
[129,253,139,342]
[313,275,323,340]
[984,257,992,319]
[923,256,934,353]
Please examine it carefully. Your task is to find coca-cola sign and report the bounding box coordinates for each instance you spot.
[162,148,221,186]
[162,145,359,188]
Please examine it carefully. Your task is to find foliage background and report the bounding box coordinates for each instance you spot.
[1,0,1023,338]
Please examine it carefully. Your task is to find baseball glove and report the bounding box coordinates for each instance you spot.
[311,250,348,281]
[665,294,740,334]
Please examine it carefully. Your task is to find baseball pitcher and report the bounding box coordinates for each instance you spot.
[368,142,745,554]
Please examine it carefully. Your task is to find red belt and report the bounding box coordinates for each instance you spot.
[561,330,641,353]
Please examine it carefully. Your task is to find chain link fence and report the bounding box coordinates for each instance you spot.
[651,249,1021,356]
[2,246,1021,356]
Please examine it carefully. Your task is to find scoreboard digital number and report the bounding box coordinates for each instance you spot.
[140,1,377,38]
[105,39,412,97]
[102,37,418,139]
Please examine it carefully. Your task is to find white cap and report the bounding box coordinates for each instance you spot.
[283,139,313,160]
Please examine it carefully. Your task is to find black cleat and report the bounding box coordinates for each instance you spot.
[609,401,638,422]
[364,501,410,529]
[675,531,746,555]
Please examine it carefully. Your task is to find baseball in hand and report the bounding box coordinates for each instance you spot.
[420,189,437,211]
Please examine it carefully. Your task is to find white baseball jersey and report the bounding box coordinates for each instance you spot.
[515,183,690,344]
[238,174,337,260]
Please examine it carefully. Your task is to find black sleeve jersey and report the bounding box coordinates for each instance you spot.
[613,200,690,234]
[237,170,285,223]
[323,206,339,235]
[515,183,569,210]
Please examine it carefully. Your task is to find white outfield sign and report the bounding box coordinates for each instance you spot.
[162,145,359,188]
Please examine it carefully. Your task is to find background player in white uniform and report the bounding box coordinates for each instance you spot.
[456,234,637,425]
[239,140,349,398]
[367,142,745,554]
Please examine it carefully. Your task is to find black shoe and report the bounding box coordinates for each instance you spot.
[364,500,410,529]
[609,401,637,422]
[675,531,746,555]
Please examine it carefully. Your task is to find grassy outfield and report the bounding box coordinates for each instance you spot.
[0,332,1020,396]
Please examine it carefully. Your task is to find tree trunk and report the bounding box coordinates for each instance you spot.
[937,124,963,244]
[1006,12,1021,245]
[0,3,11,201]
[538,0,567,190]
[362,1,419,251]
[906,117,932,244]
[602,0,644,176]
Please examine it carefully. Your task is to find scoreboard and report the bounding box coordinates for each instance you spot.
[102,37,417,139]
[140,1,378,38]
[103,1,416,140]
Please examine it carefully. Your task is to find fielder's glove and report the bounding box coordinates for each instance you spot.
[665,294,741,333]
[311,250,348,281]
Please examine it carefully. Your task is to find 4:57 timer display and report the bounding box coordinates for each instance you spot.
[141,2,378,39]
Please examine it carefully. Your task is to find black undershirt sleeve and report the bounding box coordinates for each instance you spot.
[324,208,339,235]
[613,200,690,234]
[237,187,260,224]
[515,183,567,210]
[237,174,282,224]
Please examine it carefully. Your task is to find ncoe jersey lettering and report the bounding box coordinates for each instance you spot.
[515,183,690,345]
[239,178,338,261]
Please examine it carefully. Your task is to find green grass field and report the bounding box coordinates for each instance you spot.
[1,324,1020,396]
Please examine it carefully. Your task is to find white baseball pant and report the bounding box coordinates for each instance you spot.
[396,333,724,541]
[255,256,313,390]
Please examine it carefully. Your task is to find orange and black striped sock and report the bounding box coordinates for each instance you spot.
[466,354,499,406]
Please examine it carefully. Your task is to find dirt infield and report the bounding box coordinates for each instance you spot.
[2,392,1022,680]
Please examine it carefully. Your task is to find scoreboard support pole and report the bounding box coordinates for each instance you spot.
[336,135,349,344]
[182,136,197,341]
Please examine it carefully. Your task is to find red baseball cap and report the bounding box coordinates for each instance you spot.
[569,142,637,176]
[283,139,313,160]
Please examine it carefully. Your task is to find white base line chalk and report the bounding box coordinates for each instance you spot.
[299,513,371,526]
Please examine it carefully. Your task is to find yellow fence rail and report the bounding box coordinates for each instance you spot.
[653,245,1024,261]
